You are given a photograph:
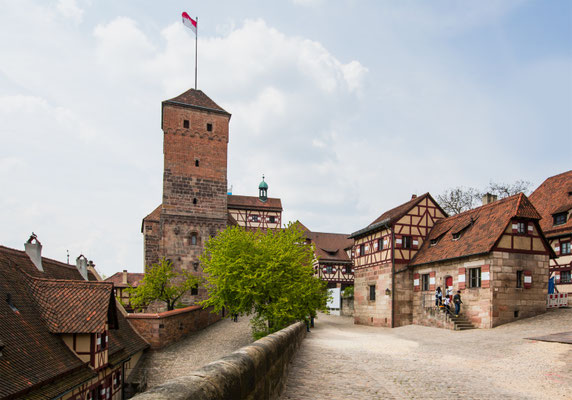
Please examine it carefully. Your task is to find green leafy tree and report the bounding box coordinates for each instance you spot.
[200,223,330,339]
[127,258,200,311]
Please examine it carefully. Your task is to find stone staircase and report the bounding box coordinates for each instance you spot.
[448,313,476,331]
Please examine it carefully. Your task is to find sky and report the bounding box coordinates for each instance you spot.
[1,0,570,277]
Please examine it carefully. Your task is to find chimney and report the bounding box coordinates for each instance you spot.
[76,255,89,281]
[411,194,417,199]
[24,233,43,272]
[482,193,498,205]
[122,270,128,285]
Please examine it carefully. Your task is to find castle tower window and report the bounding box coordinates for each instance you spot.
[206,123,213,131]
[193,262,199,271]
[258,175,268,203]
[191,233,198,245]
[195,159,199,167]
[183,120,189,128]
[193,198,197,205]
[191,286,199,295]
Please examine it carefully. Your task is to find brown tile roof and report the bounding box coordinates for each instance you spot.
[105,271,145,288]
[25,276,117,333]
[163,89,230,116]
[307,231,353,263]
[227,195,283,211]
[143,204,161,222]
[350,193,447,238]
[529,170,572,237]
[410,193,545,267]
[0,244,148,399]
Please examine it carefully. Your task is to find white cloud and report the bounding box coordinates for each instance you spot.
[56,0,84,24]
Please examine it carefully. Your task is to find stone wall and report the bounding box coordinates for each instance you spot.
[127,305,222,349]
[412,252,549,329]
[130,322,306,400]
[341,296,354,316]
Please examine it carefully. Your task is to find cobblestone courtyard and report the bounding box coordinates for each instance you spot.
[132,315,254,389]
[281,308,572,399]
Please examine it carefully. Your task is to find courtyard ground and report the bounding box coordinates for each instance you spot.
[280,308,572,399]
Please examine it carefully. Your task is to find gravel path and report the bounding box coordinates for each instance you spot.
[281,308,572,399]
[133,315,254,389]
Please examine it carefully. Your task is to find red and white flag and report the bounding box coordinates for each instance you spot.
[182,12,197,35]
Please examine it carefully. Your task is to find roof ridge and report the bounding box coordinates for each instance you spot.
[25,273,112,285]
[0,245,81,270]
[438,193,521,223]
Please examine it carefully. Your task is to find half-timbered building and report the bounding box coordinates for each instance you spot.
[410,193,554,329]
[0,236,148,400]
[350,193,447,327]
[227,177,283,232]
[305,229,354,289]
[529,170,572,293]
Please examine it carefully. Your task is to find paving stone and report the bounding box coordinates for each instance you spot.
[280,308,572,399]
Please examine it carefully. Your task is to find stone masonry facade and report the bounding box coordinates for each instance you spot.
[412,252,549,329]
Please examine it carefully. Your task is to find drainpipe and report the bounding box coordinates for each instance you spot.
[391,228,395,328]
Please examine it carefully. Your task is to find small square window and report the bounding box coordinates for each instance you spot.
[469,267,481,288]
[345,265,352,274]
[517,222,526,234]
[269,216,275,223]
[183,120,189,128]
[562,242,571,255]
[193,262,199,271]
[206,123,213,131]
[561,270,571,283]
[402,236,412,249]
[369,285,376,301]
[251,215,259,222]
[191,286,198,296]
[359,244,365,256]
[326,266,333,274]
[378,238,383,251]
[421,274,430,291]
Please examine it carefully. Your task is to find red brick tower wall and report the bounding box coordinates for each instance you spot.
[158,95,231,305]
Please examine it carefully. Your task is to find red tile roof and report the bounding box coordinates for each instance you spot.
[529,170,572,237]
[143,204,161,223]
[307,231,353,263]
[105,271,145,288]
[25,275,117,333]
[227,195,283,211]
[164,89,230,116]
[0,244,148,399]
[410,193,545,267]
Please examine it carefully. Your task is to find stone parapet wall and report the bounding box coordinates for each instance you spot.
[130,322,306,400]
[127,305,222,349]
[341,297,354,316]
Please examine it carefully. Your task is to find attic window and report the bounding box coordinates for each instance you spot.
[206,123,213,132]
[452,232,461,241]
[430,239,438,247]
[554,213,567,226]
[183,120,189,129]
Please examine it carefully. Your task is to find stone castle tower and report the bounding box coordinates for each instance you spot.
[142,89,231,303]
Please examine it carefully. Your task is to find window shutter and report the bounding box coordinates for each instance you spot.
[511,222,519,234]
[555,271,561,284]
[414,273,420,292]
[373,241,378,250]
[481,264,490,288]
[429,271,436,290]
[458,267,466,290]
[356,246,360,256]
[322,267,327,273]
[412,238,419,249]
[395,235,402,249]
[554,243,560,256]
[523,270,532,289]
[332,267,337,273]
[527,222,534,233]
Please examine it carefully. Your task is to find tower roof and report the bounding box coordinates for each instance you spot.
[259,176,268,190]
[163,89,231,116]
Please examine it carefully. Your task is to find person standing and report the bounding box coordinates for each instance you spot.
[435,287,442,307]
[453,290,463,317]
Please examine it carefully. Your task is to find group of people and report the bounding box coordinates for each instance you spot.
[434,286,462,317]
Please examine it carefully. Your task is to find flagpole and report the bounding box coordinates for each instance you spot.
[195,16,198,90]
